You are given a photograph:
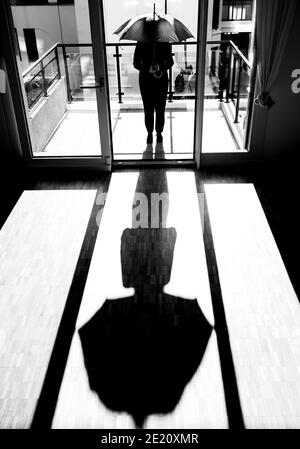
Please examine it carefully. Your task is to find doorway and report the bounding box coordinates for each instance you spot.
[102,0,202,164]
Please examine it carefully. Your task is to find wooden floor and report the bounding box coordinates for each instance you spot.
[0,165,299,429]
[0,190,96,428]
[205,183,300,428]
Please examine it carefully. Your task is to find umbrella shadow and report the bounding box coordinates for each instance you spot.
[79,150,213,428]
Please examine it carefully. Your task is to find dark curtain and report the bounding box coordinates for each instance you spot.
[255,0,297,110]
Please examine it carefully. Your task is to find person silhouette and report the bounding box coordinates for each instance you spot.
[133,39,174,144]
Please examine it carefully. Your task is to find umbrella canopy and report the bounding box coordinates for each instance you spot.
[114,13,194,43]
[79,295,212,428]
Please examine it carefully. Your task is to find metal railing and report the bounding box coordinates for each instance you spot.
[22,40,251,124]
[22,43,61,109]
[105,41,199,104]
[105,40,251,123]
[215,40,252,123]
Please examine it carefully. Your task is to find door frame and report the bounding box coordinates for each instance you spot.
[198,0,258,168]
[194,0,209,170]
[3,0,112,171]
[87,0,112,170]
[4,0,256,171]
[101,0,207,169]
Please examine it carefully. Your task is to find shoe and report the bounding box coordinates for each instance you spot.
[156,133,163,143]
[147,134,153,144]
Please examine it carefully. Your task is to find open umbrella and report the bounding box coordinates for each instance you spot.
[114,3,193,43]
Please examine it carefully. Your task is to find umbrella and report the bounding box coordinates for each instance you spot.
[114,4,193,43]
[79,227,213,428]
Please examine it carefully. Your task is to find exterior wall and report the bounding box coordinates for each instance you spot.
[100,0,200,43]
[207,0,214,40]
[11,5,78,71]
[220,0,256,59]
[74,0,91,44]
[29,77,67,153]
[58,5,79,44]
[220,20,253,33]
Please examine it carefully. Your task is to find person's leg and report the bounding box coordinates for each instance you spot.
[139,74,155,140]
[154,74,168,139]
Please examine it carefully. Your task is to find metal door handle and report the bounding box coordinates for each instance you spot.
[80,84,101,89]
[80,77,104,90]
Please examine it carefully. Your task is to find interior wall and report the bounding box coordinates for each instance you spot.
[11,5,78,72]
[0,62,10,152]
[263,2,300,160]
[0,54,22,169]
[0,2,24,172]
[249,2,300,161]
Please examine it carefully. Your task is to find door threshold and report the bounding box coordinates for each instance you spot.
[112,160,196,169]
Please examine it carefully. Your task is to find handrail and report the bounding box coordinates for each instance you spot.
[105,40,251,68]
[22,40,251,79]
[21,40,252,125]
[57,43,93,48]
[228,40,251,68]
[105,41,198,47]
[22,42,60,77]
[58,40,226,46]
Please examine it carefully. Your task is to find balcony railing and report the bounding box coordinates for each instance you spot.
[22,40,251,125]
[22,43,61,109]
[214,40,252,123]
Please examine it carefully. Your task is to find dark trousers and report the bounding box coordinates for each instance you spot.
[139,71,168,134]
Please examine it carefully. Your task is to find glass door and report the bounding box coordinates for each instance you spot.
[8,0,112,169]
[200,0,256,157]
[102,0,201,164]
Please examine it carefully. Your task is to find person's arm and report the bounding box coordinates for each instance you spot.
[133,43,143,71]
[164,44,174,71]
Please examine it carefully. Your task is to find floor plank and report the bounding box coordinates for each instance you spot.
[0,190,96,428]
[205,183,300,428]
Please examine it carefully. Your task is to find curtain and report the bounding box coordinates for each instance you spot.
[255,0,297,110]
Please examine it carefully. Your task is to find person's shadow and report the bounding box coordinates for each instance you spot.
[79,144,213,428]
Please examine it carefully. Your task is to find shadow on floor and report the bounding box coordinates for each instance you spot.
[79,144,213,428]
